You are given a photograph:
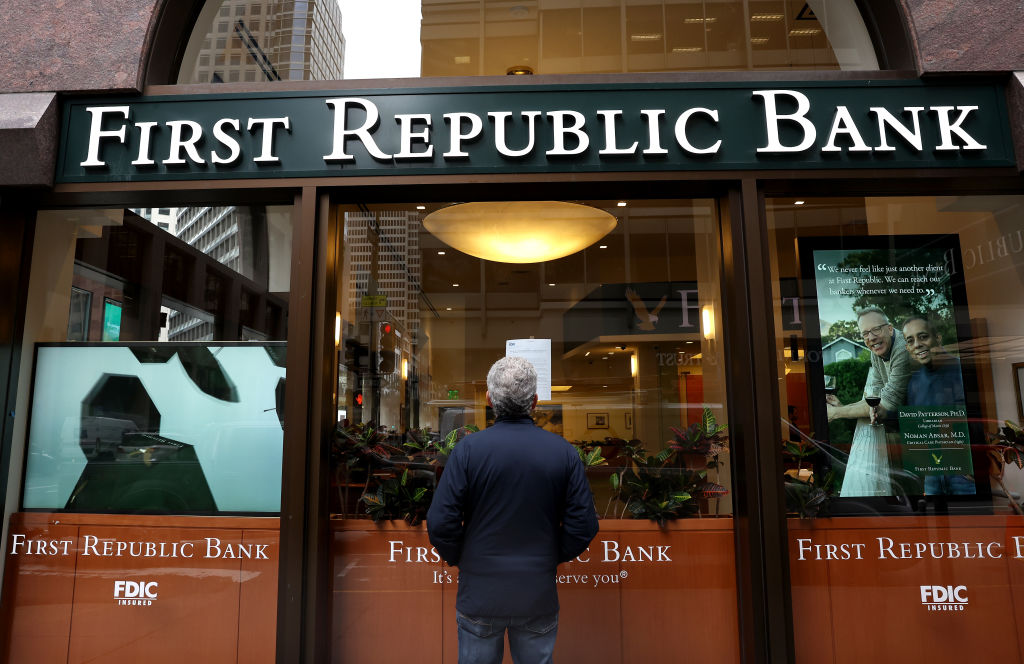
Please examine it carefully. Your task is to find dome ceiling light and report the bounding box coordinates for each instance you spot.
[423,201,617,264]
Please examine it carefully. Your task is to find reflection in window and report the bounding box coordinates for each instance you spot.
[331,200,732,524]
[20,202,294,515]
[177,0,877,84]
[769,196,1024,517]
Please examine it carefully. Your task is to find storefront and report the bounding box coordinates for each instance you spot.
[1,1,1023,662]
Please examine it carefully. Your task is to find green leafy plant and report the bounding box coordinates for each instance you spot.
[990,420,1024,468]
[781,433,837,519]
[333,422,478,522]
[986,420,1024,515]
[573,442,608,468]
[361,468,433,525]
[605,407,730,524]
[784,469,837,520]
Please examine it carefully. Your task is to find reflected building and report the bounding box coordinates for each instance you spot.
[178,0,345,84]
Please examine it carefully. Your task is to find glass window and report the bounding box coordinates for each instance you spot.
[177,0,878,84]
[769,195,1024,660]
[330,198,738,660]
[20,203,292,515]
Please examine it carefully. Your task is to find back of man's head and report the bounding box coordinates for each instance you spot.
[487,356,537,419]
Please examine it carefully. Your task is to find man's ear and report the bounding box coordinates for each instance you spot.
[531,394,539,411]
[486,391,493,407]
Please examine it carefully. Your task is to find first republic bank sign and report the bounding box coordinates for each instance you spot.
[55,81,1015,183]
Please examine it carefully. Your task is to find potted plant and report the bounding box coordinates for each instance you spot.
[604,407,730,524]
[332,421,478,523]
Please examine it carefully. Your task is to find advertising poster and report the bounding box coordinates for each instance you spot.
[798,235,977,498]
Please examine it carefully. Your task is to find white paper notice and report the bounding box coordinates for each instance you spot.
[505,338,552,401]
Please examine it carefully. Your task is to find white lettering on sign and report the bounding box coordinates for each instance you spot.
[75,91,997,175]
[753,90,817,153]
[9,533,73,556]
[443,112,483,158]
[796,538,867,561]
[597,110,639,156]
[394,113,434,160]
[114,580,159,606]
[673,107,721,155]
[388,540,442,563]
[876,537,1003,560]
[794,535,1016,563]
[323,97,392,161]
[601,540,671,563]
[247,117,290,163]
[546,110,590,156]
[920,585,968,611]
[8,533,274,561]
[80,106,131,167]
[79,105,293,167]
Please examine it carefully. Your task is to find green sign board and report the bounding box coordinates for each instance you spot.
[360,295,387,308]
[56,81,1014,183]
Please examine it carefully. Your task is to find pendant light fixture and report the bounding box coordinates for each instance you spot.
[422,201,617,263]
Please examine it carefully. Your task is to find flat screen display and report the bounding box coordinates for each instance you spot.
[23,343,286,514]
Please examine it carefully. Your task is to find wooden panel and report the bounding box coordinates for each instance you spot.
[618,528,739,664]
[789,516,1024,664]
[788,521,836,664]
[332,519,739,664]
[1,517,79,664]
[0,513,280,664]
[238,528,280,664]
[331,525,445,663]
[66,526,243,663]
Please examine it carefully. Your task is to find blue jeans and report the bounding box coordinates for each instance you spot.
[456,611,558,664]
[924,474,976,495]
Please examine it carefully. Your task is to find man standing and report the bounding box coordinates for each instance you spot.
[901,315,974,495]
[427,356,599,664]
[827,306,912,496]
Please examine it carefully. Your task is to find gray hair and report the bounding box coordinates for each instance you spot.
[487,356,537,419]
[855,306,890,323]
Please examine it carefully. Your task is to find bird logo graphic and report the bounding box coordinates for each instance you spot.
[931,453,943,466]
[625,288,667,331]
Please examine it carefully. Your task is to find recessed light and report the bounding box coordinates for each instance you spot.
[446,307,452,311]
[795,200,805,205]
[548,283,555,286]
[452,283,460,287]
[437,250,446,255]
[599,245,608,249]
[416,205,426,210]
[602,385,608,388]
[584,351,591,357]
[617,201,627,207]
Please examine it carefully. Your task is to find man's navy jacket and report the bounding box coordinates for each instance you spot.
[426,415,599,617]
